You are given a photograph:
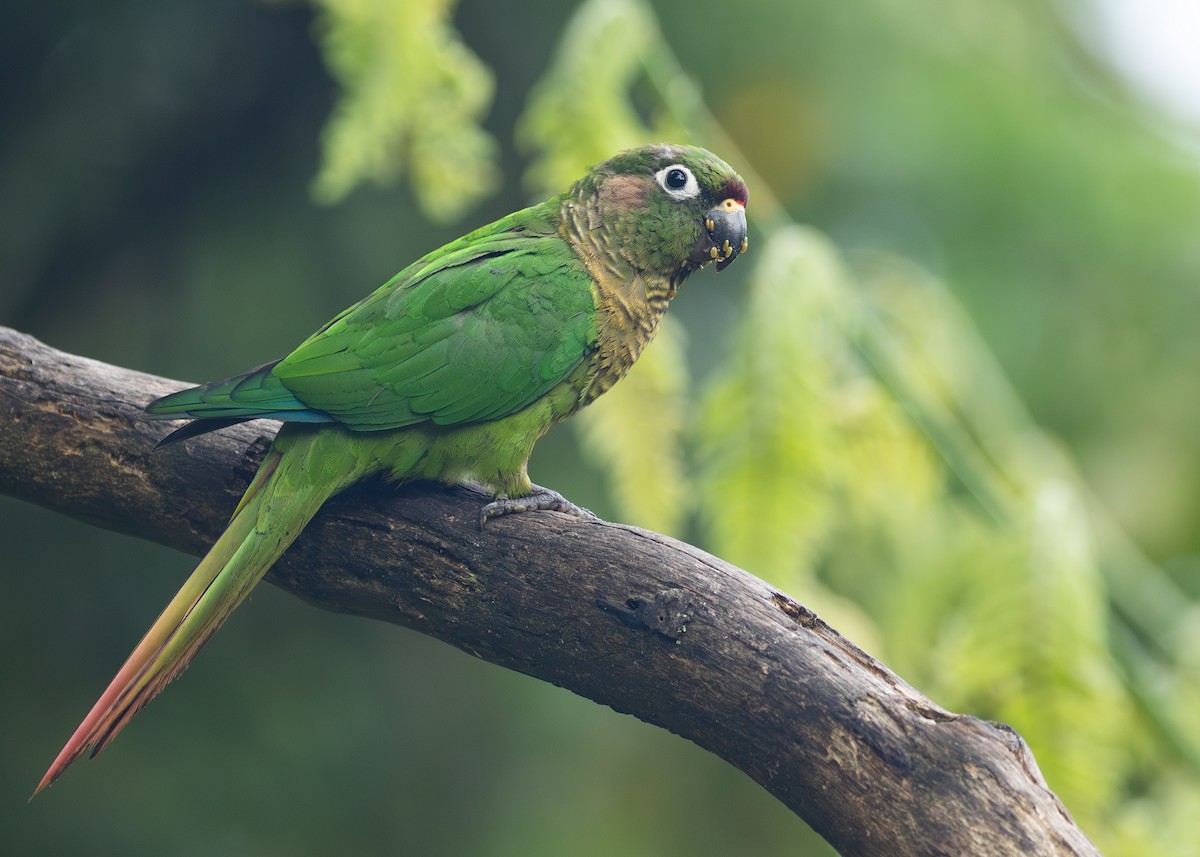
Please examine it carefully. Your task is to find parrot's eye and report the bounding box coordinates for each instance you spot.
[655,164,699,200]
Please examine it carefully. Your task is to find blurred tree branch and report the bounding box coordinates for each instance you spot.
[0,326,1099,857]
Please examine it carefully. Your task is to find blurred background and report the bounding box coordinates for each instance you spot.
[2,0,1198,854]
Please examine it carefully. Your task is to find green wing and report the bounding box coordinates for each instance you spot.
[271,204,597,431]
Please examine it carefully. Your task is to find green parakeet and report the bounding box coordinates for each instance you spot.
[36,144,748,793]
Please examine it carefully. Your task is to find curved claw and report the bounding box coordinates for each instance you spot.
[479,486,598,529]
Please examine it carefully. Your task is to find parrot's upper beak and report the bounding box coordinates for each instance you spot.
[692,199,748,272]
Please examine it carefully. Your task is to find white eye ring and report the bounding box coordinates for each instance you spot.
[654,164,699,199]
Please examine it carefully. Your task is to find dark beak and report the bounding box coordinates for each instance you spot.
[696,199,748,272]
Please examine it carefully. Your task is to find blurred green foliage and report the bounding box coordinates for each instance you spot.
[310,0,498,221]
[3,0,1199,855]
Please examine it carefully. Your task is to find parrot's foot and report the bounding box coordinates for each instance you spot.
[479,485,598,529]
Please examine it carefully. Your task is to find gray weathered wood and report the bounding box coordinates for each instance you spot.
[0,325,1100,856]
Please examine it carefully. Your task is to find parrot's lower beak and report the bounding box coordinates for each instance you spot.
[691,199,748,272]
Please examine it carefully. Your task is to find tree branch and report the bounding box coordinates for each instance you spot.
[0,326,1098,857]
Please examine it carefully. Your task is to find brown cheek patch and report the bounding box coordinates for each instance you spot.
[600,175,650,211]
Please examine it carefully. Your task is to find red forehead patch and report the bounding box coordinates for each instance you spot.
[721,177,749,207]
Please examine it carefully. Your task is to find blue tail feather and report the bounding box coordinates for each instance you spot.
[145,360,333,447]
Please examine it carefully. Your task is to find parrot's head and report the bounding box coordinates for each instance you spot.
[580,144,748,280]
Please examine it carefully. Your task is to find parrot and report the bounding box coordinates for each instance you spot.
[34,143,748,794]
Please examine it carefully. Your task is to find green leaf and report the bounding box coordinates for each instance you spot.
[925,487,1131,818]
[694,226,852,588]
[310,0,498,221]
[849,259,1144,822]
[516,0,687,194]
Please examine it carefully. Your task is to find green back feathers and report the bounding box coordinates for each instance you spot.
[276,209,597,430]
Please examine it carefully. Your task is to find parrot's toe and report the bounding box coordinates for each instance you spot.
[479,485,598,529]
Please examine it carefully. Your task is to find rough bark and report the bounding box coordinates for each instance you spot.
[0,326,1100,857]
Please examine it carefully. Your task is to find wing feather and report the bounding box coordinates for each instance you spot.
[273,205,598,430]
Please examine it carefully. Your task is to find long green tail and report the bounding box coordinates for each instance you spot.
[35,432,344,795]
